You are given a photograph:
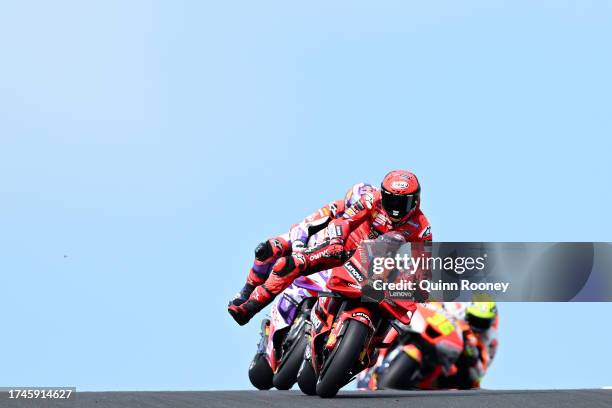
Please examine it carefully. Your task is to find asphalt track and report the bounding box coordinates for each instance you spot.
[3,389,610,408]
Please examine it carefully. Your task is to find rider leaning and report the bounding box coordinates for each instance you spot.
[449,302,499,389]
[228,183,376,308]
[229,170,432,326]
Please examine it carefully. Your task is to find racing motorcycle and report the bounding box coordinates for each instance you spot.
[374,302,465,390]
[247,227,333,391]
[296,237,417,398]
[248,271,329,390]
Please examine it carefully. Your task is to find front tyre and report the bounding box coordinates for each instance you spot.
[316,319,369,398]
[273,330,308,390]
[297,359,317,395]
[248,353,274,390]
[377,351,421,390]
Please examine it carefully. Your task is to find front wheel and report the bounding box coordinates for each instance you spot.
[273,329,308,390]
[248,353,274,390]
[316,319,370,398]
[297,358,317,395]
[377,351,421,390]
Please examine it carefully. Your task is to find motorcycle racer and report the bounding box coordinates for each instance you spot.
[229,170,432,326]
[357,302,499,390]
[442,302,499,389]
[228,183,376,308]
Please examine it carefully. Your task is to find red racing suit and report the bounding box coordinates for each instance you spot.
[330,189,432,251]
[244,198,349,289]
[445,313,499,389]
[248,189,432,310]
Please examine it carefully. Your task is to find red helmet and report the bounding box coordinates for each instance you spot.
[380,170,421,223]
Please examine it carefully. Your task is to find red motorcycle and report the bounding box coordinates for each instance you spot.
[296,238,416,398]
[366,302,466,390]
[358,302,468,390]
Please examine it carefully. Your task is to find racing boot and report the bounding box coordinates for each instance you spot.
[228,285,273,326]
[229,243,341,326]
[228,238,289,307]
[228,282,257,307]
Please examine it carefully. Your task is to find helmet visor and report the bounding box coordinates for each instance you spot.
[381,188,418,220]
[467,313,494,331]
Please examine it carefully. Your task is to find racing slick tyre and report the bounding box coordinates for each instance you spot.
[273,329,309,390]
[248,353,274,390]
[377,351,421,390]
[316,319,369,398]
[297,358,317,395]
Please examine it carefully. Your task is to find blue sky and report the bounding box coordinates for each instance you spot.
[1,0,611,390]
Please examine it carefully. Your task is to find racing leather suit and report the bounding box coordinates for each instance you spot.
[444,309,499,389]
[229,198,351,308]
[230,189,432,325]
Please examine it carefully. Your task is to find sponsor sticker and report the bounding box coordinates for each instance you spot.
[352,312,372,324]
[419,226,431,238]
[344,261,364,283]
[364,193,374,209]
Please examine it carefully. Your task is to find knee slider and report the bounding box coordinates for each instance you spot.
[254,241,273,262]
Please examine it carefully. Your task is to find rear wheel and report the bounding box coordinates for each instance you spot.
[273,328,308,390]
[248,353,274,390]
[316,320,370,398]
[377,351,421,390]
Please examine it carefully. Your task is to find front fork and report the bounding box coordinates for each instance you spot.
[308,298,381,376]
[282,299,314,354]
[257,318,271,355]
